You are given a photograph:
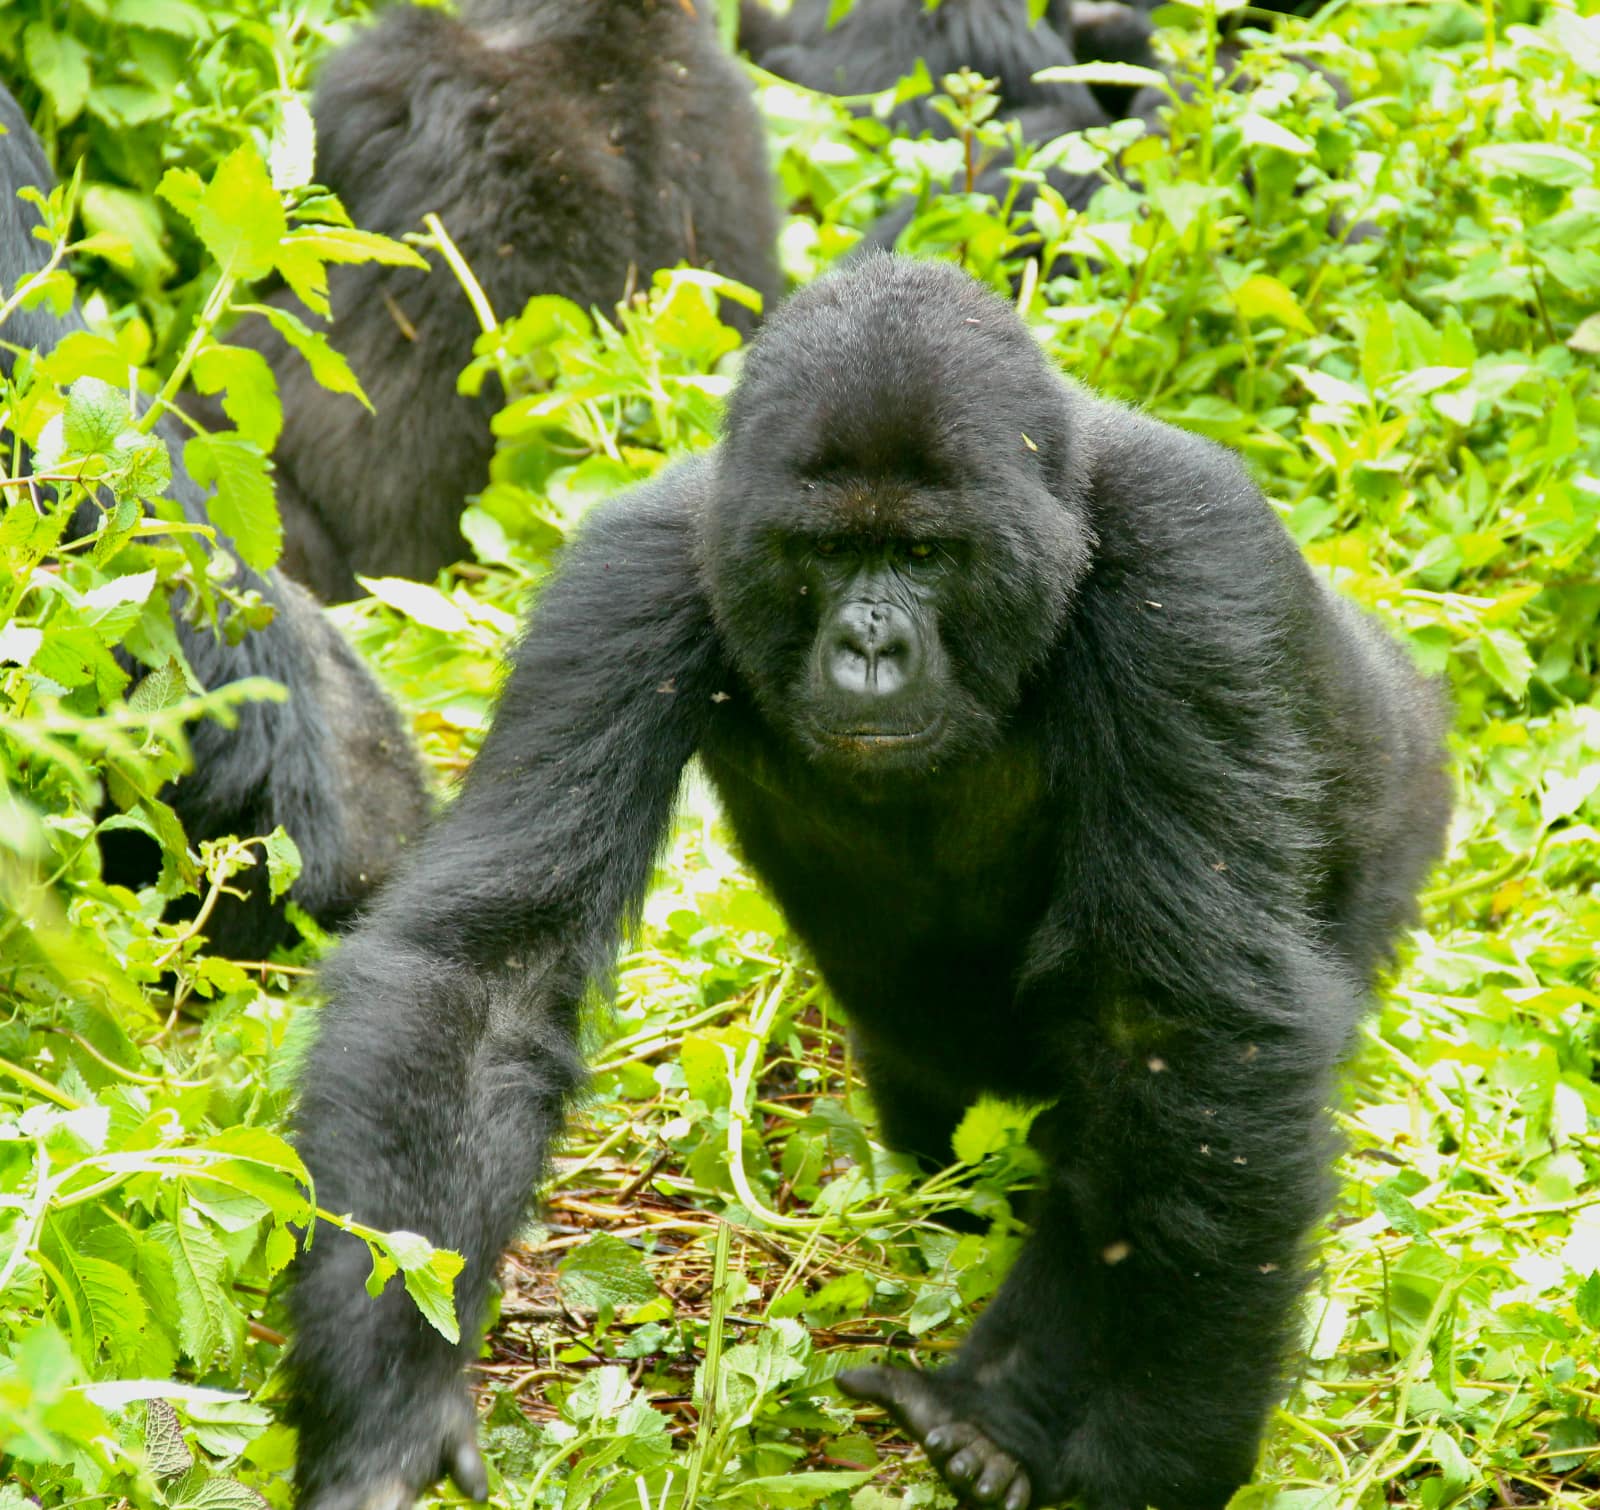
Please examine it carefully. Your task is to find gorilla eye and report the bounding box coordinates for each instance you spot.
[907,541,936,561]
[815,538,844,557]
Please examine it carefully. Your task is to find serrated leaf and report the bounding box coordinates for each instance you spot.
[248,302,372,408]
[40,1225,151,1370]
[163,148,286,284]
[383,1230,464,1343]
[150,1212,233,1370]
[1479,628,1534,699]
[64,376,130,458]
[1575,1270,1600,1330]
[1373,1180,1431,1240]
[173,1477,271,1510]
[558,1232,658,1313]
[285,225,428,270]
[182,432,282,571]
[262,826,302,901]
[144,1397,193,1479]
[192,344,284,452]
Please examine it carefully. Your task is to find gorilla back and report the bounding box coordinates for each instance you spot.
[291,256,1449,1510]
[217,0,784,602]
[0,86,430,958]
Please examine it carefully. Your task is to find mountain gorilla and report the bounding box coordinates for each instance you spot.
[742,0,1112,135]
[198,0,783,604]
[290,256,1450,1510]
[0,86,430,958]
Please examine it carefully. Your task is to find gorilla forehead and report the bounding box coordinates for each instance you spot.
[727,256,1068,488]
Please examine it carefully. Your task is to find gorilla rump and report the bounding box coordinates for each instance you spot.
[0,85,429,959]
[205,0,783,604]
[290,256,1449,1510]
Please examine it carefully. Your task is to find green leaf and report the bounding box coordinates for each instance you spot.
[558,1232,659,1312]
[384,1230,464,1343]
[182,432,282,571]
[63,376,129,458]
[262,827,302,901]
[1238,114,1313,157]
[716,1471,876,1506]
[1233,275,1314,336]
[1575,1271,1600,1330]
[1373,1179,1431,1240]
[144,1397,193,1480]
[1479,629,1534,700]
[23,25,91,122]
[360,576,471,634]
[247,302,372,408]
[161,148,285,284]
[150,1211,235,1371]
[1471,143,1594,188]
[192,345,284,452]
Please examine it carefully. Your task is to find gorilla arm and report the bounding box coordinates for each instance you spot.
[289,458,725,1510]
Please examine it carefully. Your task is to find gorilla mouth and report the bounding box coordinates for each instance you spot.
[819,720,941,750]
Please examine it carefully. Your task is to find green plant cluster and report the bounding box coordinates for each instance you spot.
[2,0,1599,1507]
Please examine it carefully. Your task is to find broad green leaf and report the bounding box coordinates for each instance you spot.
[385,1230,464,1343]
[150,1212,234,1370]
[161,148,285,284]
[558,1232,659,1312]
[1471,143,1593,188]
[182,432,282,571]
[1233,275,1314,335]
[192,345,284,452]
[360,576,471,634]
[262,826,302,901]
[23,25,91,122]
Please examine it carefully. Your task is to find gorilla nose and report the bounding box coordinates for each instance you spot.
[826,603,919,698]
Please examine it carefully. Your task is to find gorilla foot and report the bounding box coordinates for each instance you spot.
[296,1381,487,1510]
[838,1364,1034,1510]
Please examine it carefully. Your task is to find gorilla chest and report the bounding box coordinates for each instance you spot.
[701,745,1060,1050]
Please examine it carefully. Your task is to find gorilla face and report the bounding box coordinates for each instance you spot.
[704,257,1096,776]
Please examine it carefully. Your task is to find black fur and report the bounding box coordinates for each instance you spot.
[291,256,1450,1510]
[743,0,1110,136]
[0,86,430,958]
[197,0,783,605]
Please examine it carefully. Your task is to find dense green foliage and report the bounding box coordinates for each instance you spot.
[2,0,1599,1506]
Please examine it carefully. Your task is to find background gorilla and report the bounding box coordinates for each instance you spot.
[198,0,784,604]
[0,86,430,959]
[290,254,1450,1510]
[742,0,1112,135]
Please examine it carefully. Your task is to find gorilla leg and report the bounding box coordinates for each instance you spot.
[854,1035,972,1167]
[844,944,1351,1510]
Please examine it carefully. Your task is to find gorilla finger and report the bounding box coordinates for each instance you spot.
[1004,1472,1033,1510]
[838,1366,949,1438]
[975,1453,1021,1503]
[947,1447,985,1485]
[924,1421,979,1461]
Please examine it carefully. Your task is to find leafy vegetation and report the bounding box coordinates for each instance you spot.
[3,0,1599,1507]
